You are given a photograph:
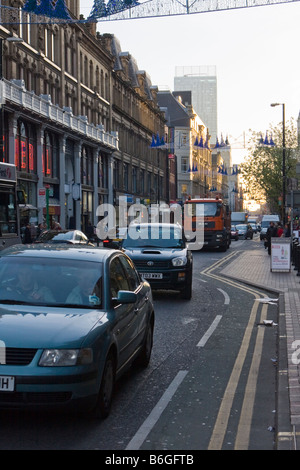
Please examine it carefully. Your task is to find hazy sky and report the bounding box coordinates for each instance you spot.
[80,1,300,162]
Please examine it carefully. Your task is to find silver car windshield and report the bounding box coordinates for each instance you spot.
[0,257,103,308]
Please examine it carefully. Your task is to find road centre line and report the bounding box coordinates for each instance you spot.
[126,370,188,450]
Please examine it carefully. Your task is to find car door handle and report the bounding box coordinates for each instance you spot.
[134,307,139,314]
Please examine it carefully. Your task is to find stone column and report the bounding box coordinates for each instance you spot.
[74,140,82,230]
[8,113,19,165]
[93,147,99,228]
[36,125,45,225]
[59,135,66,229]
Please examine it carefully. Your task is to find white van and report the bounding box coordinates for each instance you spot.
[260,215,280,240]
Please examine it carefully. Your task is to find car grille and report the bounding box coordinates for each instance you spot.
[134,260,170,269]
[5,348,37,365]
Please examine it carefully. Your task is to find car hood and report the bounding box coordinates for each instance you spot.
[0,304,107,349]
[124,247,187,259]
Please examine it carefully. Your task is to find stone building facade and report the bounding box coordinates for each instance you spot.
[0,0,166,233]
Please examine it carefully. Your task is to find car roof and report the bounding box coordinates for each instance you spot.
[0,244,117,262]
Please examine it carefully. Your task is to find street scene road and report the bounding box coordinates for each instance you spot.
[0,234,280,450]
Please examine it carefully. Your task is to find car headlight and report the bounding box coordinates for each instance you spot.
[39,348,93,367]
[172,256,187,267]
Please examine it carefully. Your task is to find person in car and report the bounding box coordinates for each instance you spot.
[66,271,101,306]
[16,266,55,303]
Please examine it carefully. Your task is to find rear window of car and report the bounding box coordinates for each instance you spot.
[0,256,103,308]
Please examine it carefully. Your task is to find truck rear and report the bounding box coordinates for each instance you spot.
[184,197,231,251]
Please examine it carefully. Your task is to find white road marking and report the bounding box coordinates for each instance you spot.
[194,277,207,283]
[217,288,230,305]
[197,315,222,348]
[126,370,188,450]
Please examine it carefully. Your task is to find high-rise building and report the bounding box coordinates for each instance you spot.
[174,66,218,143]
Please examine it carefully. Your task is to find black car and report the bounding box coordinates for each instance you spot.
[122,223,193,299]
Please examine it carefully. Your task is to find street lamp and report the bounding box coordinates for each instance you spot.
[271,102,286,224]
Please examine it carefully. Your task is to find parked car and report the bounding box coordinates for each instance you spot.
[236,224,253,239]
[0,245,154,417]
[34,229,94,246]
[231,225,239,241]
[122,223,193,299]
[249,223,258,233]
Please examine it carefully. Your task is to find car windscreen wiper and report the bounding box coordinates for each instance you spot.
[0,299,58,307]
[55,303,100,309]
[0,299,32,305]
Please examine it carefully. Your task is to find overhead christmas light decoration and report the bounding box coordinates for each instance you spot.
[23,0,71,20]
[0,0,295,24]
[87,0,300,22]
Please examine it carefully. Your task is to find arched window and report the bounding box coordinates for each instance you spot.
[43,131,59,178]
[15,121,36,174]
[98,153,108,189]
[81,146,93,186]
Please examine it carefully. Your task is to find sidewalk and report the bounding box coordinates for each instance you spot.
[220,246,300,450]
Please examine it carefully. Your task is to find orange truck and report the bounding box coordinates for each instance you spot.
[184,197,231,251]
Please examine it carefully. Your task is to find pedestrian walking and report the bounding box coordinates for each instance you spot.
[277,223,284,237]
[266,221,278,255]
[283,223,291,237]
[24,223,32,244]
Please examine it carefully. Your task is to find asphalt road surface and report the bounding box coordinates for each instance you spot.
[0,235,279,451]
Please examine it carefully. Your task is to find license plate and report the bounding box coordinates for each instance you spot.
[141,273,163,279]
[0,376,14,391]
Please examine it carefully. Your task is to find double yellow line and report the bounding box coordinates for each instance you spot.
[201,251,271,450]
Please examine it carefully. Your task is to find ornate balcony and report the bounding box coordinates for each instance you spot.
[3,79,119,151]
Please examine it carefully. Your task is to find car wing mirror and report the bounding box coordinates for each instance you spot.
[113,290,137,304]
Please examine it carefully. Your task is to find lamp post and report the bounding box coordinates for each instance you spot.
[270,102,286,224]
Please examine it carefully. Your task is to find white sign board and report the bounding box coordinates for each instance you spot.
[38,188,46,208]
[271,237,291,272]
[0,162,16,182]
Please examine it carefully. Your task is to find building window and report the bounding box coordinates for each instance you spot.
[98,153,108,189]
[81,146,93,186]
[15,121,36,174]
[113,159,119,189]
[181,157,188,173]
[147,172,151,194]
[43,130,59,178]
[123,163,129,191]
[140,169,145,194]
[132,166,137,193]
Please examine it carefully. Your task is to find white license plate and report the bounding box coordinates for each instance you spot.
[141,273,163,279]
[0,376,14,391]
